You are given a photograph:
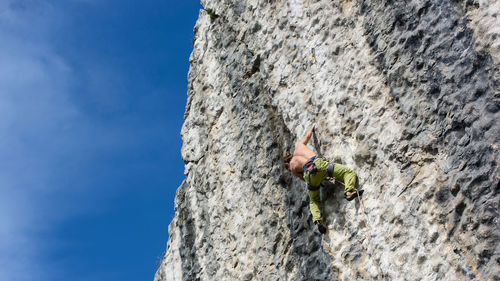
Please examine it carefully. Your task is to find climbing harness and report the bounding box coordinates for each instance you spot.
[303,156,334,190]
[303,157,318,178]
[303,156,319,190]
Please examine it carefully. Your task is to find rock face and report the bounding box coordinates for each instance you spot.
[155,0,500,280]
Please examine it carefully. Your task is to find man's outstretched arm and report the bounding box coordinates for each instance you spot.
[299,124,315,145]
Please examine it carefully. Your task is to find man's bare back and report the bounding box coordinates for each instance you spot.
[289,143,316,178]
[288,125,317,179]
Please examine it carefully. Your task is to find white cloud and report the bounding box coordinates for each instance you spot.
[0,1,97,280]
[0,0,173,279]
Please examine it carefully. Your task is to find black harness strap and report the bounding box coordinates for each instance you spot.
[327,163,334,178]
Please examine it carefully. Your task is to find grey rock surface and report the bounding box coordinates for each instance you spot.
[155,0,500,280]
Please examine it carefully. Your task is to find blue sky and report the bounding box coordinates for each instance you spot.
[0,1,201,280]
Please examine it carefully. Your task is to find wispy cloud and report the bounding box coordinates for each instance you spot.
[0,0,192,279]
[0,1,122,280]
[0,2,70,281]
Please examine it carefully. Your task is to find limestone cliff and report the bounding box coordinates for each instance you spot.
[155,0,500,280]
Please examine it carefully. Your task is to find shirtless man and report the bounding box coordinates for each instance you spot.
[283,124,360,234]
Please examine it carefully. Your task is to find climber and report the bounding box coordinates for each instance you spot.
[282,124,362,234]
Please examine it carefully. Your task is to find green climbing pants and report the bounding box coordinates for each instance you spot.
[304,158,357,223]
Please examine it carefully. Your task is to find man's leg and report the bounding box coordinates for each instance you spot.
[308,189,327,234]
[332,163,357,193]
[307,189,322,223]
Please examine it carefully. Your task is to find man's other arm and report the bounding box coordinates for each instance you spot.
[299,124,315,145]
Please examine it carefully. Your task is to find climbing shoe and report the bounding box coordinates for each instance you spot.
[344,189,364,201]
[315,220,326,234]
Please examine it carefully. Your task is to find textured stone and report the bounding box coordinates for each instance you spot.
[155,1,500,280]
